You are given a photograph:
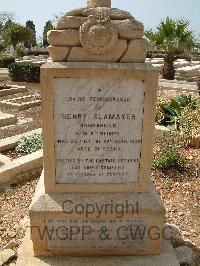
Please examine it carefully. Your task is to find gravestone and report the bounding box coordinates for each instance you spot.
[22,0,179,265]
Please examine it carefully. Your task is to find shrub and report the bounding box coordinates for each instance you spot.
[192,52,200,61]
[8,62,40,83]
[156,95,199,130]
[24,51,49,56]
[153,149,187,171]
[178,105,200,147]
[146,51,165,58]
[16,47,26,58]
[0,57,15,68]
[153,134,187,171]
[15,133,42,154]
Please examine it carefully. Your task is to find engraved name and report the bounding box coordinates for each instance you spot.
[62,113,136,120]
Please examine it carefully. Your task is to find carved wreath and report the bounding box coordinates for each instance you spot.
[79,12,118,55]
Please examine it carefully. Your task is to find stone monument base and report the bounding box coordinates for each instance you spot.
[16,232,179,266]
[29,173,166,256]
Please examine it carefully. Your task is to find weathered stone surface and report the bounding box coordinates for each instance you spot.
[47,30,80,46]
[163,223,185,248]
[163,223,182,239]
[45,218,149,252]
[170,235,185,248]
[87,0,111,7]
[48,46,70,62]
[0,249,16,266]
[41,62,158,194]
[155,125,171,138]
[175,246,195,265]
[17,235,180,266]
[53,78,144,184]
[29,175,165,256]
[82,7,133,20]
[112,19,144,39]
[80,14,118,54]
[0,85,27,97]
[66,8,86,16]
[0,111,16,127]
[120,38,150,63]
[67,40,127,62]
[56,16,85,30]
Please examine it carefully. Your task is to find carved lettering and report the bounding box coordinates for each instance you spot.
[53,78,145,184]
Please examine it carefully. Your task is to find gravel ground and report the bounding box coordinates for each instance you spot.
[152,148,200,246]
[0,177,39,251]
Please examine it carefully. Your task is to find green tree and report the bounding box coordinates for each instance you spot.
[3,21,33,49]
[146,17,194,80]
[25,20,36,47]
[0,12,15,54]
[43,20,54,46]
[0,12,14,32]
[0,42,6,55]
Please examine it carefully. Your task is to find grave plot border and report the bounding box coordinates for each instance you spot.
[0,95,41,110]
[0,85,27,97]
[0,129,43,187]
[155,124,200,148]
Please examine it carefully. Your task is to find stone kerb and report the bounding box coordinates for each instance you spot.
[0,128,41,152]
[155,124,200,148]
[0,129,43,187]
[0,150,43,187]
[0,111,17,127]
[0,95,41,110]
[0,85,27,97]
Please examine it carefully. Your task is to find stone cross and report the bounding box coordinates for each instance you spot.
[87,0,111,7]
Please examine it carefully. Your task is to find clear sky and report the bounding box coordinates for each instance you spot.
[1,0,200,40]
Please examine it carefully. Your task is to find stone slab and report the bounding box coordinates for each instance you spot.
[48,46,71,62]
[112,19,144,40]
[66,8,86,17]
[0,85,27,97]
[29,174,165,256]
[0,150,43,186]
[0,68,9,76]
[158,79,198,92]
[41,62,157,193]
[67,40,127,62]
[0,97,41,110]
[0,154,11,165]
[155,125,171,138]
[121,39,150,63]
[56,16,84,30]
[16,233,179,266]
[47,30,80,46]
[0,128,42,152]
[53,78,144,184]
[0,111,17,127]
